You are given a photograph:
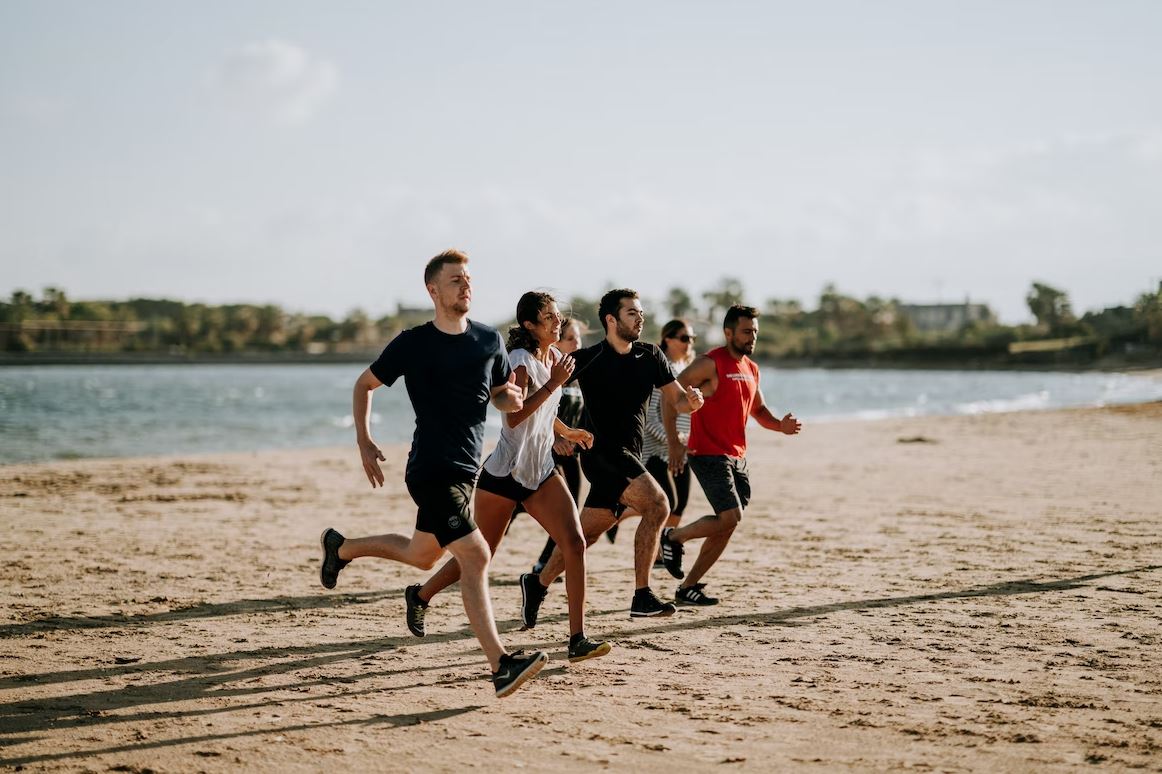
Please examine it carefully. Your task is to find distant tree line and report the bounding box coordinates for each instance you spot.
[563,278,1162,365]
[2,280,1160,365]
[0,290,430,356]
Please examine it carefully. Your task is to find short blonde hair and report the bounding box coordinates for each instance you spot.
[424,249,469,285]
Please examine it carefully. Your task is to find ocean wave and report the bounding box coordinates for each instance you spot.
[954,391,1051,415]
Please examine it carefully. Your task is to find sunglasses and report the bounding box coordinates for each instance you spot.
[675,334,696,343]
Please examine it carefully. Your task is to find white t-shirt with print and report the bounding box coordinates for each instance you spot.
[482,346,562,490]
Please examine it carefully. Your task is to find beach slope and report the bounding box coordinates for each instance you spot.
[1,404,1159,771]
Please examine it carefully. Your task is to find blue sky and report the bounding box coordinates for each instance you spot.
[2,1,1160,324]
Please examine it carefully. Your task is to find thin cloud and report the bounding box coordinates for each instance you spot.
[209,39,338,125]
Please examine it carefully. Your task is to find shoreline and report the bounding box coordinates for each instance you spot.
[3,399,1160,469]
[3,351,1161,373]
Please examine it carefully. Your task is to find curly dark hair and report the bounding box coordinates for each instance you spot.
[506,291,556,352]
[597,288,638,332]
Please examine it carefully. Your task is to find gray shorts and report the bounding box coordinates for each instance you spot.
[688,455,751,514]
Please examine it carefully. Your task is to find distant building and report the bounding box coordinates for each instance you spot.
[392,304,433,329]
[899,301,995,333]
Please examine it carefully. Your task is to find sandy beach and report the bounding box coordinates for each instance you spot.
[1,404,1160,772]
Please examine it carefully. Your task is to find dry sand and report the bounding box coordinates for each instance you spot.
[1,404,1160,772]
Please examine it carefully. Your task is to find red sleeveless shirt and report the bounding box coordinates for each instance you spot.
[687,346,760,459]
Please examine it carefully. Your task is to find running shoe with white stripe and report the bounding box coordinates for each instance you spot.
[660,528,685,580]
[675,583,719,606]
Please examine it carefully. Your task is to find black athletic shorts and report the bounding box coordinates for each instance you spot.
[477,467,559,504]
[687,455,750,515]
[580,448,648,513]
[405,473,478,547]
[645,454,691,517]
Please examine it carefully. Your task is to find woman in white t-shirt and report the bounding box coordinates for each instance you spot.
[408,292,611,664]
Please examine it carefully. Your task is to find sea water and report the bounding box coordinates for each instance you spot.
[1,365,1160,464]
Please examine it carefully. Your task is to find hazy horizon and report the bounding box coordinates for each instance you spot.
[3,1,1160,325]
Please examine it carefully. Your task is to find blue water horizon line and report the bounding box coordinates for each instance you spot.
[1,365,1160,465]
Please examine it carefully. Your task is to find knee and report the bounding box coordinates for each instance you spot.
[559,529,586,560]
[581,511,616,542]
[456,543,491,575]
[644,493,668,521]
[415,553,440,572]
[720,509,742,531]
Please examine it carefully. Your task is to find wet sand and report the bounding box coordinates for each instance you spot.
[1,404,1160,771]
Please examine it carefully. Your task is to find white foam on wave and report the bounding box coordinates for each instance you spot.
[954,390,1051,415]
[1100,374,1162,403]
[809,405,929,423]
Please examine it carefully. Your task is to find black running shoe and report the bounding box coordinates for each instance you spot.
[605,524,619,543]
[492,650,548,698]
[676,582,719,606]
[568,636,612,663]
[319,528,349,590]
[404,584,428,637]
[519,572,548,629]
[630,588,676,618]
[660,528,685,580]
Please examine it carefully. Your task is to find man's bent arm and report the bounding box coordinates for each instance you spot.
[752,404,783,430]
[677,355,716,395]
[662,378,705,415]
[661,395,681,445]
[353,368,387,487]
[490,377,524,413]
[353,368,384,441]
[751,387,800,434]
[661,381,691,414]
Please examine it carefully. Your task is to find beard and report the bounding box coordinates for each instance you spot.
[615,320,641,342]
[727,335,754,355]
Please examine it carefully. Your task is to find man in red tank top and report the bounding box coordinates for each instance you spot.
[658,305,801,606]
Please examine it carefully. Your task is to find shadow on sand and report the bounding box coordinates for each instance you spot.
[0,564,1156,766]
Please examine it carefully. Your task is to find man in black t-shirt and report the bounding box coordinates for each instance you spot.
[520,288,704,622]
[317,249,547,699]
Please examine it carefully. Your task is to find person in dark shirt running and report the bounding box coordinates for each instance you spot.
[404,293,610,665]
[317,249,547,699]
[520,288,704,623]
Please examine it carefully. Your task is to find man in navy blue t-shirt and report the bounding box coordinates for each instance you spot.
[317,249,548,699]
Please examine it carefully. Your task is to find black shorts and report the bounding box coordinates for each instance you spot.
[645,455,691,516]
[687,455,750,515]
[580,448,648,513]
[477,467,559,504]
[404,473,478,547]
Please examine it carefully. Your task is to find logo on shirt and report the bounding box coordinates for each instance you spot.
[634,352,644,359]
[448,515,463,530]
[727,373,754,382]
